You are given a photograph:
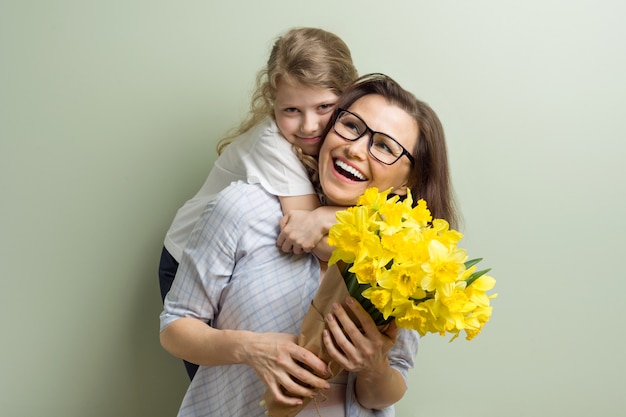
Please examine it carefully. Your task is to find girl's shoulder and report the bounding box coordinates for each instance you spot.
[254,117,285,145]
[225,117,285,151]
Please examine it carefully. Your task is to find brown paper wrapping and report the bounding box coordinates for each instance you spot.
[262,262,354,417]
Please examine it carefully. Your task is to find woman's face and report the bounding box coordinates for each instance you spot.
[318,94,418,207]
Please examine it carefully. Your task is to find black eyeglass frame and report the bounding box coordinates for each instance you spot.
[332,108,416,166]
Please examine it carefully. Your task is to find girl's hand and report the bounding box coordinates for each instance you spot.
[322,297,398,375]
[244,332,330,406]
[277,210,326,254]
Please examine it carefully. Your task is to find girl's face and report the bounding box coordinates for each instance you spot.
[318,94,418,207]
[273,77,340,156]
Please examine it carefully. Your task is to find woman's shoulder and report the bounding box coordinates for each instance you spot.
[212,181,281,216]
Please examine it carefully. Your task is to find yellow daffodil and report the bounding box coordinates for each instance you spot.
[422,240,467,289]
[328,206,372,264]
[329,187,496,342]
[465,275,497,307]
[356,187,391,211]
[408,198,432,227]
[361,286,394,319]
[349,258,383,286]
[377,198,408,236]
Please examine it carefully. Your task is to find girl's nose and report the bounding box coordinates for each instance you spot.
[301,113,320,135]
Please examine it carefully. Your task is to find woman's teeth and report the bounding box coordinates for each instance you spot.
[335,159,366,181]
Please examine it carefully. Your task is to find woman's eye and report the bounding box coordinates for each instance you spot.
[344,121,361,134]
[373,141,392,153]
[284,108,299,113]
[373,138,397,155]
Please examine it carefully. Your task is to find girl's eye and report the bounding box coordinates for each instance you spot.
[319,103,334,111]
[284,108,299,113]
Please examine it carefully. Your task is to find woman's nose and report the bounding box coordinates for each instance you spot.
[345,134,370,160]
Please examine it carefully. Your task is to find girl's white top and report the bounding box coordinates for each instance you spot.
[163,117,315,261]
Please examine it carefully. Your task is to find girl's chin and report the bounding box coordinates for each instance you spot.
[296,137,321,149]
[297,136,321,144]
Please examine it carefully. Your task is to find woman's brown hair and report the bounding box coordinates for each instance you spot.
[322,73,459,227]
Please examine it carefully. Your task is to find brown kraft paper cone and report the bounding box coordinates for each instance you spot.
[262,262,356,417]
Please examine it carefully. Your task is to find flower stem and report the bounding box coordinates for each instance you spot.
[342,266,393,326]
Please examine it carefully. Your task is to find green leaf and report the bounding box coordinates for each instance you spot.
[464,258,483,269]
[465,268,492,287]
[342,268,393,326]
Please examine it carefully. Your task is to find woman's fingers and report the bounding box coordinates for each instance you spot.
[382,319,398,341]
[276,364,329,401]
[257,335,330,404]
[324,306,362,370]
[267,378,303,406]
[292,344,329,379]
[330,299,369,345]
[324,298,397,373]
[343,296,382,338]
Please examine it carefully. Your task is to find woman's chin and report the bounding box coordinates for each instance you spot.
[322,181,364,207]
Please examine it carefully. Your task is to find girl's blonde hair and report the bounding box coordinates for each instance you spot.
[217,27,358,159]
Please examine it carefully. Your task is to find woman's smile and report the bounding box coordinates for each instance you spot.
[333,158,367,182]
[319,94,417,206]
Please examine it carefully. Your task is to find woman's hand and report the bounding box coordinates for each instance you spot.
[323,297,406,409]
[322,297,397,374]
[244,332,331,406]
[161,319,330,406]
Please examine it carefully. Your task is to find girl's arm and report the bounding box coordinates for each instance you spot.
[278,194,321,213]
[278,195,340,261]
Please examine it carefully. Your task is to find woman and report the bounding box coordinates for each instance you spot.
[160,74,457,416]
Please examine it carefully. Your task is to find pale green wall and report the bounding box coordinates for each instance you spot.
[1,1,625,416]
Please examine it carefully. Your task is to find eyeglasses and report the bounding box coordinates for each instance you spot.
[332,108,415,166]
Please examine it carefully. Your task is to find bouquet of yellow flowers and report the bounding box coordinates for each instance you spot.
[327,187,496,341]
[263,187,496,416]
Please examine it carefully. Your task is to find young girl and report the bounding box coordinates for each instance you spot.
[158,27,358,378]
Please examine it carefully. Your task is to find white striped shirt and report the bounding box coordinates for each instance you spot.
[160,182,419,417]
